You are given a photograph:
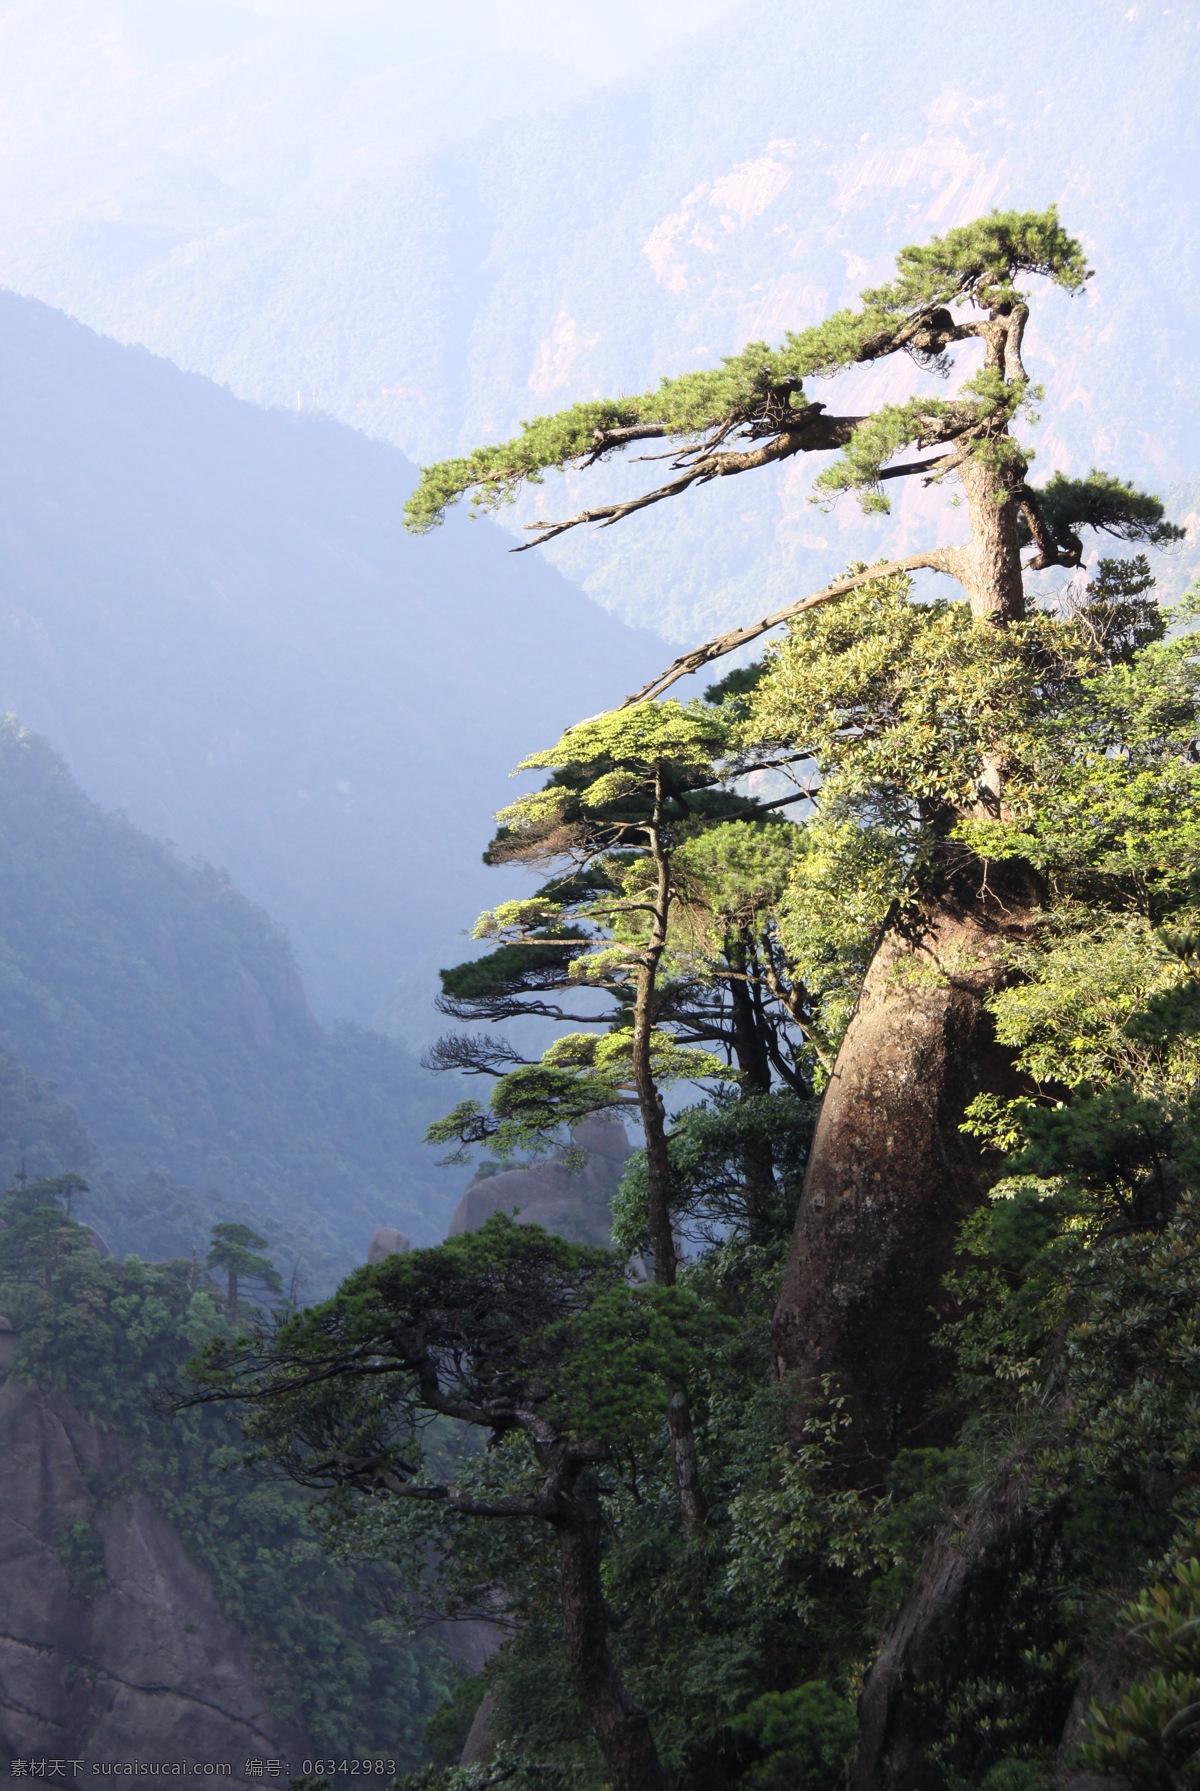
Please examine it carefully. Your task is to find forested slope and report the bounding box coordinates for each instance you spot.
[0,292,659,1036]
[0,716,463,1277]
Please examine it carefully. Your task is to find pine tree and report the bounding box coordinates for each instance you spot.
[205,1221,281,1326]
[407,207,1182,1456]
[427,701,800,1525]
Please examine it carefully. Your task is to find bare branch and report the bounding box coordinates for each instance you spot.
[515,411,862,552]
[422,1033,531,1077]
[603,550,963,711]
[436,993,613,1025]
[583,422,669,465]
[877,454,960,483]
[755,790,815,813]
[758,932,835,1076]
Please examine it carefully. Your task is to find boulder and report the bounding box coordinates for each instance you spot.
[367,1225,410,1263]
[447,1114,630,1248]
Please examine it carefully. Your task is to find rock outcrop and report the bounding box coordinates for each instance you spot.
[459,1690,499,1766]
[0,1378,307,1783]
[447,1115,630,1248]
[367,1225,410,1262]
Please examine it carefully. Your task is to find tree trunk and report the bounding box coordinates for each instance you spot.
[851,1462,1033,1791]
[633,774,708,1529]
[728,956,781,1244]
[634,770,677,1289]
[665,1387,708,1529]
[634,947,707,1523]
[557,1470,670,1791]
[954,458,1026,625]
[729,957,773,1094]
[634,959,676,1287]
[772,853,1038,1464]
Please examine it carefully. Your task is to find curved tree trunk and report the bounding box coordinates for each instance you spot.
[557,1471,670,1791]
[851,1463,1032,1791]
[772,853,1039,1464]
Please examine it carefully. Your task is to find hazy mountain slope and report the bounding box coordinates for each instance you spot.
[0,1,1195,640]
[0,715,468,1272]
[0,293,660,1036]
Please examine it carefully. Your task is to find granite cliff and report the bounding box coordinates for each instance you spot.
[0,1366,307,1782]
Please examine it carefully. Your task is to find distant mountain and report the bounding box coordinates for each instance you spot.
[0,716,469,1278]
[0,293,660,1036]
[0,0,1195,640]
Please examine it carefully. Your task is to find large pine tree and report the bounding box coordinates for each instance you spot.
[406,208,1182,1456]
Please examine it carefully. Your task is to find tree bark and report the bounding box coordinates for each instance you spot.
[557,1470,670,1791]
[634,950,676,1290]
[728,950,782,1244]
[633,772,677,1289]
[665,1386,708,1529]
[851,1464,1033,1791]
[772,853,1039,1463]
[953,458,1026,624]
[728,955,773,1095]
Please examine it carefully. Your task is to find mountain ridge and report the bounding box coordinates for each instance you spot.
[0,289,662,1037]
[0,712,466,1276]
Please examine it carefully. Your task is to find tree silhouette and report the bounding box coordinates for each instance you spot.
[206,1221,281,1325]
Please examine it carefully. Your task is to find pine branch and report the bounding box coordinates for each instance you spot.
[514,409,860,551]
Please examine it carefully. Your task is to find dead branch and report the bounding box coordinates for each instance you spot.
[603,549,963,711]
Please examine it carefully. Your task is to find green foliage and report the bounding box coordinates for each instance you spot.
[1085,1546,1200,1788]
[197,1214,701,1487]
[421,1670,486,1770]
[412,558,1200,1786]
[355,198,1200,1780]
[404,207,1086,532]
[206,1219,284,1320]
[429,694,810,1154]
[1032,469,1185,555]
[731,1681,857,1790]
[439,937,585,1003]
[745,567,1124,823]
[860,207,1090,311]
[811,369,1035,514]
[611,1089,812,1254]
[429,1029,734,1160]
[957,624,1200,901]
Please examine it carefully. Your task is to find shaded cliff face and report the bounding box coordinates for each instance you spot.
[446,1115,631,1248]
[0,1376,308,1783]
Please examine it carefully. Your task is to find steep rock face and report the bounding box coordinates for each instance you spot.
[447,1115,630,1248]
[0,1378,307,1782]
